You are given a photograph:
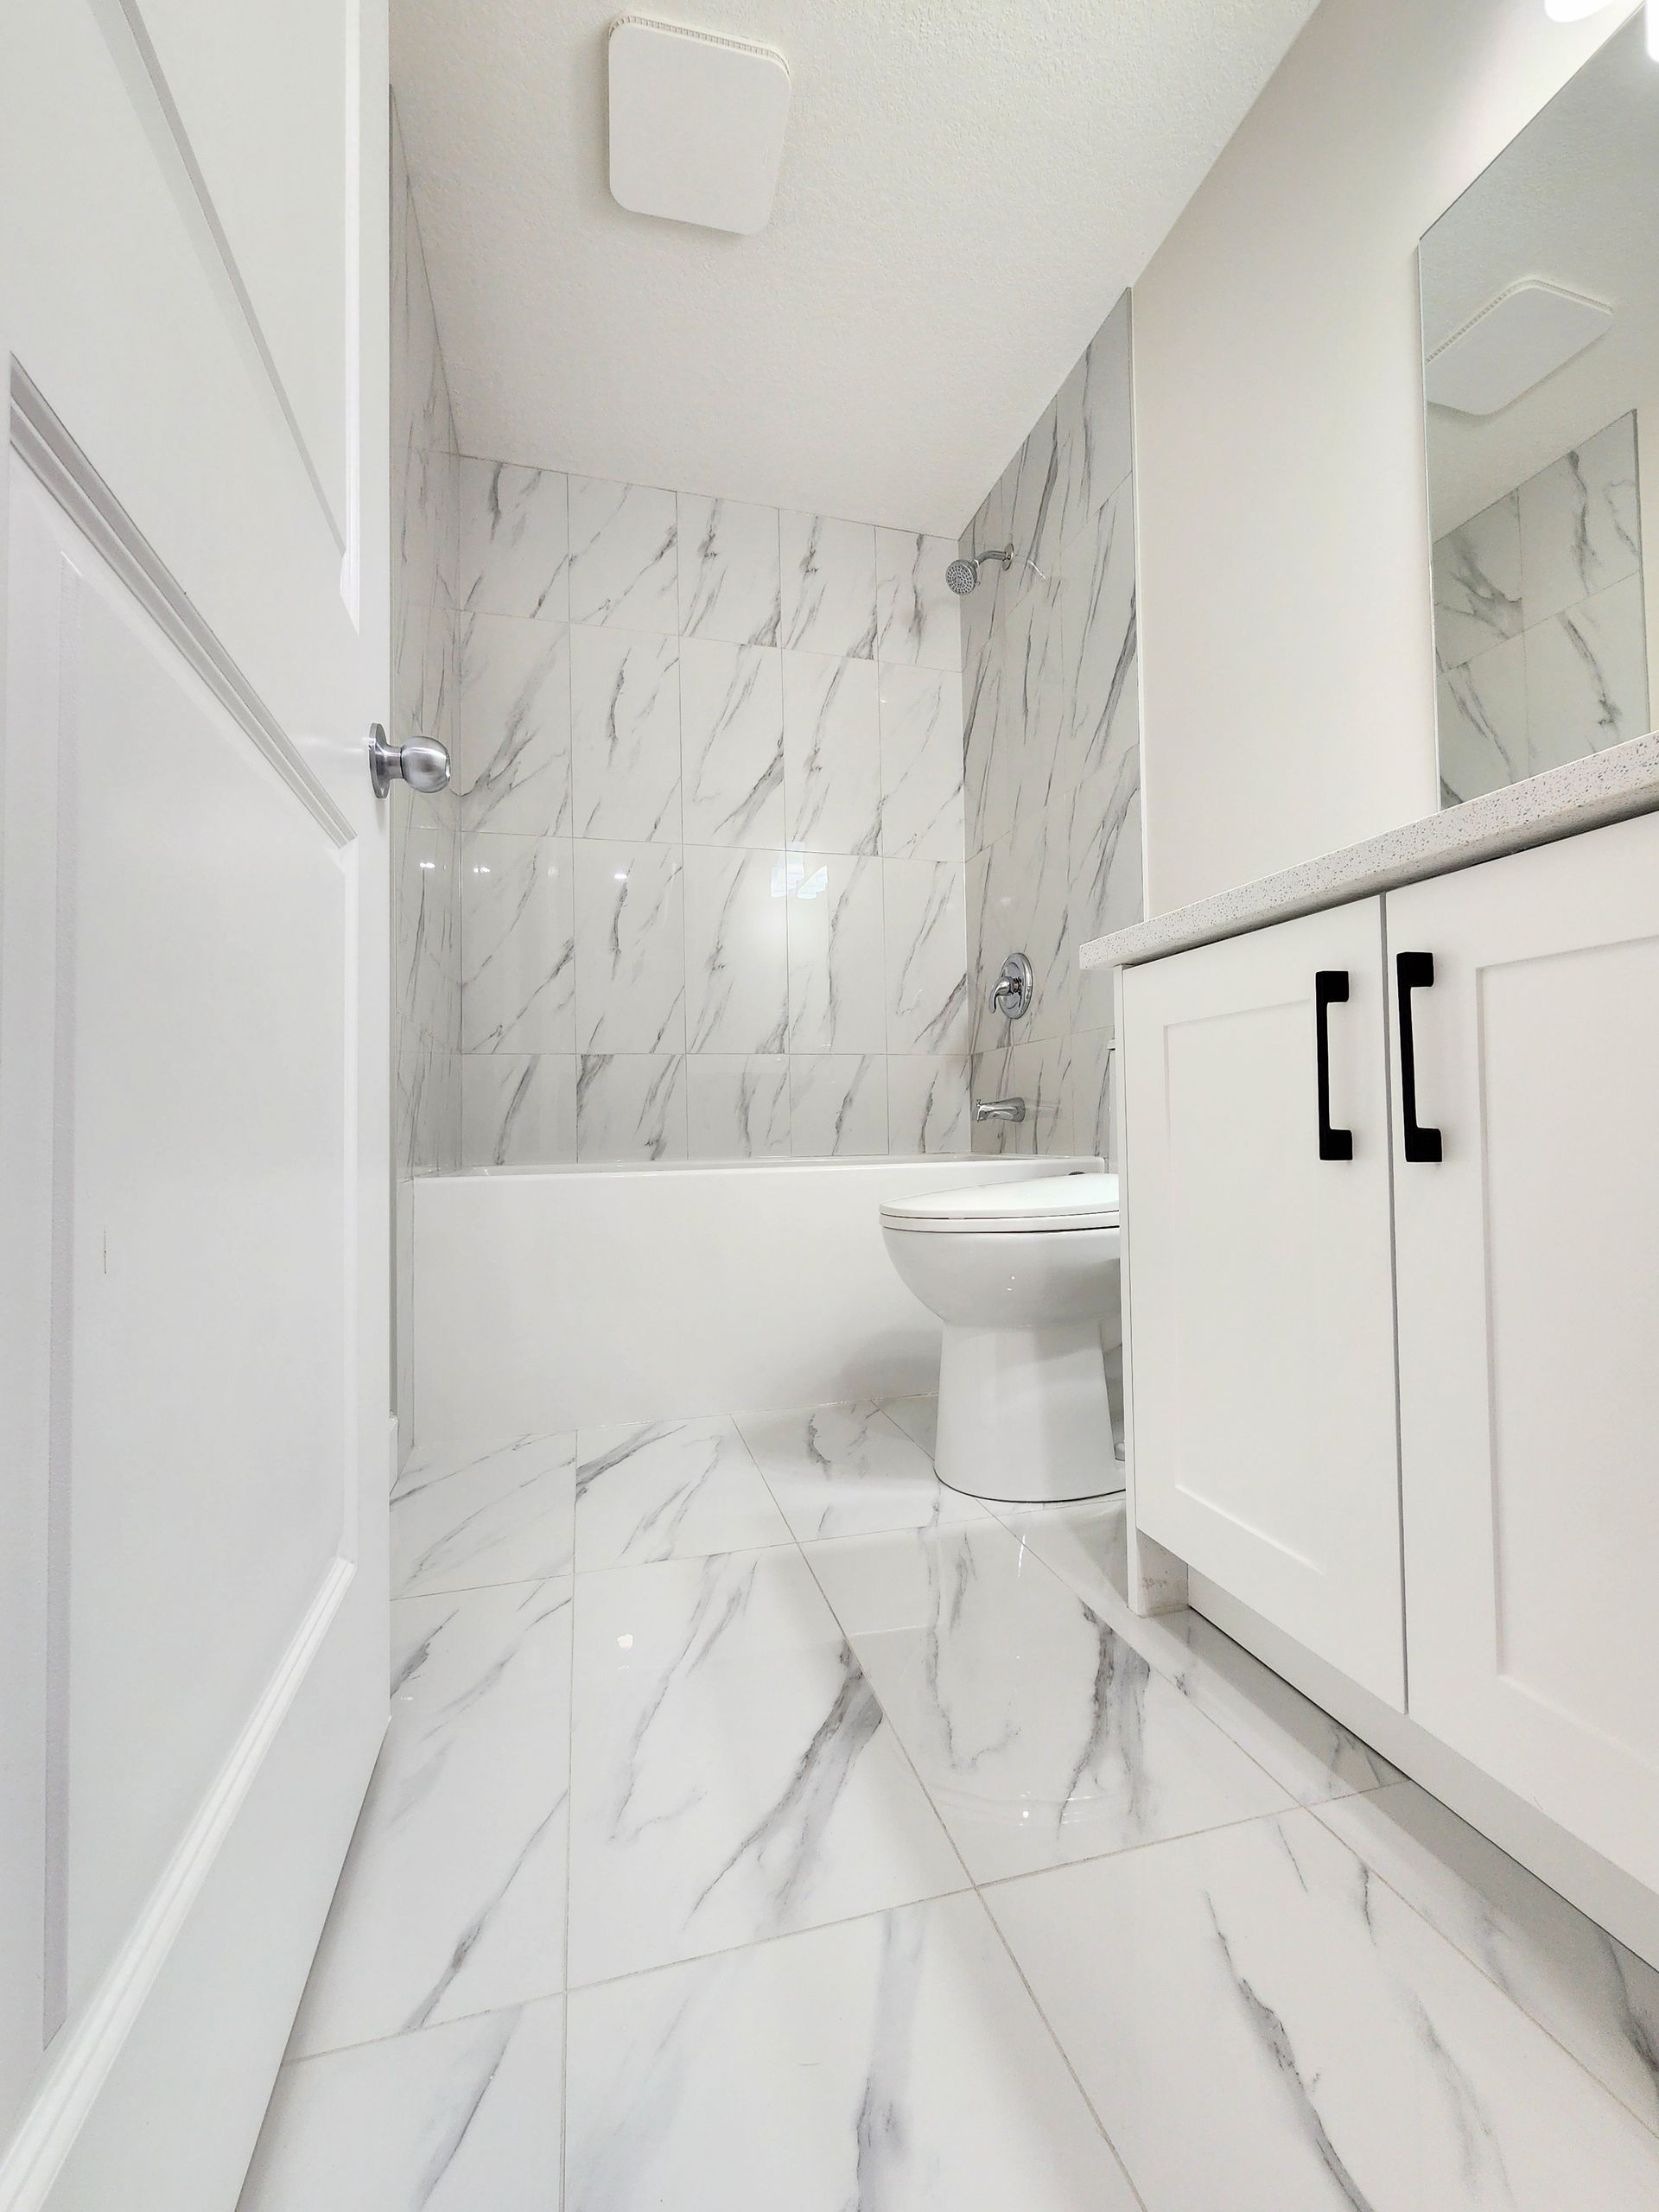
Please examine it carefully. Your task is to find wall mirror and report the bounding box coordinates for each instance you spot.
[1421,12,1656,806]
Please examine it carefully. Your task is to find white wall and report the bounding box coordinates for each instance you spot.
[410,1156,1100,1445]
[1132,0,1632,914]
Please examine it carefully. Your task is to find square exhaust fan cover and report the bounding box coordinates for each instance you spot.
[607,15,791,237]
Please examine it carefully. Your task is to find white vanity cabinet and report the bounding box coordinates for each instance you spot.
[1122,807,1659,1891]
[1389,811,1659,1891]
[1121,897,1406,1705]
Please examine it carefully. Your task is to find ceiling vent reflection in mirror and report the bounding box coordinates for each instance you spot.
[607,15,792,237]
[1424,280,1612,416]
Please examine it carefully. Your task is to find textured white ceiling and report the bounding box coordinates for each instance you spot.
[392,0,1320,534]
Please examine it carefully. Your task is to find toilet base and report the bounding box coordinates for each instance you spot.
[934,1320,1123,1504]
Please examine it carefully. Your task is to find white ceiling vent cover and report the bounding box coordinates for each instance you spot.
[1424,280,1613,416]
[607,16,791,237]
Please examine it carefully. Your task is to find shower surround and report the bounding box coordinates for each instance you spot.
[449,471,969,1164]
[961,293,1143,1161]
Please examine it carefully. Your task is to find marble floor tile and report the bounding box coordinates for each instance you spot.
[988,1809,1659,2211]
[288,1580,571,2053]
[734,1400,988,1541]
[993,1501,1399,1808]
[567,1546,965,1986]
[808,1517,1291,1882]
[573,1414,791,1571]
[240,1999,563,2212]
[877,1392,938,1457]
[1315,1780,1659,2137]
[563,1893,1137,2212]
[392,1431,576,1597]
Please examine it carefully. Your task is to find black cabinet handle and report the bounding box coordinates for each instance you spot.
[1314,970,1353,1161]
[1395,950,1443,1163]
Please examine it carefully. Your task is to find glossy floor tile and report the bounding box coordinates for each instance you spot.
[994,1497,1400,1806]
[564,1894,1138,2211]
[391,1430,576,1597]
[988,1809,1659,2210]
[288,1579,572,2055]
[734,1398,987,1540]
[248,1397,1659,2210]
[807,1516,1290,1880]
[567,1545,965,1985]
[242,2000,564,2212]
[573,1413,791,1569]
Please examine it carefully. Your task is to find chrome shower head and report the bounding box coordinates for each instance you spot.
[945,544,1014,595]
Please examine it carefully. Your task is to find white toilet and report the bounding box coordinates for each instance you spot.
[880,1172,1123,1505]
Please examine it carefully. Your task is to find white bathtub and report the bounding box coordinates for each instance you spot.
[410,1155,1103,1447]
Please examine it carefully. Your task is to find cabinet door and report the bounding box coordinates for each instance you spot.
[1122,898,1405,1704]
[1390,813,1659,1889]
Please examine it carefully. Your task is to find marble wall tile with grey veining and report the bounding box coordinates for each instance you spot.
[564,1894,1138,2212]
[1437,631,1528,804]
[785,853,887,1055]
[884,857,969,1054]
[566,1545,964,1985]
[287,1580,572,2055]
[393,1430,576,1598]
[1519,410,1641,626]
[683,846,789,1055]
[1009,1034,1071,1154]
[678,493,781,646]
[965,844,996,1051]
[779,511,878,659]
[969,1042,1027,1157]
[962,620,1004,855]
[1058,478,1138,794]
[887,1054,971,1154]
[1049,293,1133,567]
[875,527,963,671]
[1525,569,1650,773]
[1006,397,1061,604]
[570,624,682,842]
[678,638,785,848]
[240,1999,564,2212]
[574,839,684,1052]
[1065,1027,1116,1166]
[809,1518,1289,1883]
[1069,759,1141,1029]
[454,613,571,836]
[990,1808,1659,2212]
[567,473,679,634]
[997,570,1069,827]
[575,1052,688,1162]
[735,1401,985,1543]
[460,1051,577,1167]
[788,1052,888,1158]
[460,833,575,1055]
[1433,490,1522,669]
[1314,1779,1659,2137]
[958,462,1015,677]
[574,1413,790,1571]
[458,459,569,622]
[878,664,964,861]
[781,650,882,856]
[685,1053,791,1160]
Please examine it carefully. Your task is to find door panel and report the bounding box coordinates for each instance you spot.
[1391,814,1659,1889]
[0,0,389,2202]
[1122,897,1405,1705]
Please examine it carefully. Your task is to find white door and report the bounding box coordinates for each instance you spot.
[1390,813,1659,1891]
[1122,898,1406,1704]
[0,4,391,2207]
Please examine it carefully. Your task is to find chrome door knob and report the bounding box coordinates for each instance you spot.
[368,722,451,798]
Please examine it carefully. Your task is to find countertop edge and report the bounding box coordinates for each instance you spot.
[1080,733,1659,972]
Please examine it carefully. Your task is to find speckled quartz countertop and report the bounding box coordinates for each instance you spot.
[1080,731,1659,972]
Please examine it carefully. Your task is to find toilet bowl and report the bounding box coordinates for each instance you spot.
[880,1172,1122,1504]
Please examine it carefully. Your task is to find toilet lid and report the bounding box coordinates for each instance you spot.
[880,1172,1120,1234]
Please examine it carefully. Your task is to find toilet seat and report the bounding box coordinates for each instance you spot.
[880,1172,1119,1235]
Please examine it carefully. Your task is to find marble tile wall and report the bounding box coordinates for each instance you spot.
[391,105,464,1425]
[1434,411,1650,805]
[449,465,970,1164]
[959,292,1143,1162]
